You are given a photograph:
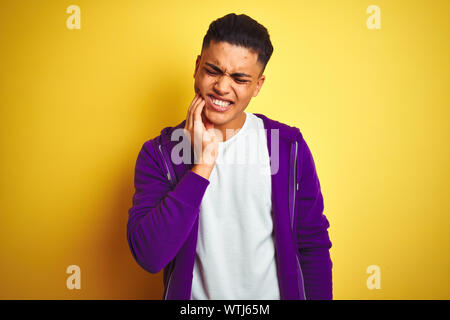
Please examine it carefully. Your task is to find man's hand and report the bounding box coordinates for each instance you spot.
[183,93,220,179]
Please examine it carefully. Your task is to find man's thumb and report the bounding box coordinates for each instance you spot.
[203,114,214,130]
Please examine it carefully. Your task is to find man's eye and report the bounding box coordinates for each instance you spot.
[205,69,218,75]
[205,68,247,83]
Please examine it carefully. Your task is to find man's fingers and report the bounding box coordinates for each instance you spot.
[193,97,206,129]
[203,113,214,131]
[190,94,203,130]
[186,93,200,130]
[186,94,200,130]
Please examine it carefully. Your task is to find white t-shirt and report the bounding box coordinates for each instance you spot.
[190,112,280,300]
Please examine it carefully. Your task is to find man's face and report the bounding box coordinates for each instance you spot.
[193,40,266,129]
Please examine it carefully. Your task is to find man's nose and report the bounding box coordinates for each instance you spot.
[213,74,233,94]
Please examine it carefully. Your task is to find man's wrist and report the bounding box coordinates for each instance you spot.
[191,163,214,180]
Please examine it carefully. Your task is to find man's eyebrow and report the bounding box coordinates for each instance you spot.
[205,62,252,78]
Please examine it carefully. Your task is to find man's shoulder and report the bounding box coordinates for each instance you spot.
[252,112,304,144]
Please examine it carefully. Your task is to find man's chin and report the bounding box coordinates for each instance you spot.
[205,103,235,117]
[203,107,229,126]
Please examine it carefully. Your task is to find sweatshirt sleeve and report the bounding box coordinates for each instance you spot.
[295,134,333,300]
[127,140,210,274]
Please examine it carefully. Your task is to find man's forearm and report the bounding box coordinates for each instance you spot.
[299,247,333,300]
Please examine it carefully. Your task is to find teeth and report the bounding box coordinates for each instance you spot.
[212,98,231,107]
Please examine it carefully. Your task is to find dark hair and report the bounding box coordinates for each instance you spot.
[201,13,274,76]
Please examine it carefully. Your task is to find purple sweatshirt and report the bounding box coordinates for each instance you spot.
[127,113,333,300]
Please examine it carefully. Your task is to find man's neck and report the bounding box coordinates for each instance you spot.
[215,112,247,142]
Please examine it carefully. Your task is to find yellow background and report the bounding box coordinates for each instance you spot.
[0,0,449,299]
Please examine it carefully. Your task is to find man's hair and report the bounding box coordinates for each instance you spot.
[201,13,274,76]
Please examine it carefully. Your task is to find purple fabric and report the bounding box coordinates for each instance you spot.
[127,113,333,300]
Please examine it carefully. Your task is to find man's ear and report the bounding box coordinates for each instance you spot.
[252,75,266,97]
[194,55,201,78]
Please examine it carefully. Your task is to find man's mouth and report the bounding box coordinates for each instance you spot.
[207,94,234,112]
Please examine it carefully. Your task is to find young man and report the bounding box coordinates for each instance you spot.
[127,13,333,300]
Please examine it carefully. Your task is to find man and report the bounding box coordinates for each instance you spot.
[127,13,333,300]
